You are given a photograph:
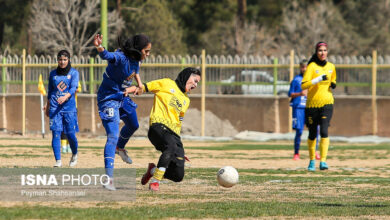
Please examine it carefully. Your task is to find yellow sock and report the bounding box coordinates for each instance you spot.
[308,139,316,160]
[61,139,67,148]
[320,137,329,162]
[152,168,165,181]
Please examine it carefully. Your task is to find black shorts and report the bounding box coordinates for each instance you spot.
[305,104,333,128]
[148,123,185,168]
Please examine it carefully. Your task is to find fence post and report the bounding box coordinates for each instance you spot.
[2,58,6,94]
[201,49,206,137]
[2,57,7,131]
[273,58,278,96]
[89,57,96,134]
[288,50,294,133]
[22,49,26,136]
[371,50,377,135]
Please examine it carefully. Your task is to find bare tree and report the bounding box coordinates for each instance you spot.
[29,0,124,56]
[278,0,356,56]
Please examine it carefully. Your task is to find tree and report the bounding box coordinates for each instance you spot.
[278,0,358,56]
[0,0,31,54]
[123,0,187,55]
[29,0,123,56]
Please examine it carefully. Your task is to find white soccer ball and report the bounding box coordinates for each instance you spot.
[217,166,239,188]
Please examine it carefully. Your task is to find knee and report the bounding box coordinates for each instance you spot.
[169,171,184,182]
[107,135,118,146]
[320,130,328,138]
[296,129,303,136]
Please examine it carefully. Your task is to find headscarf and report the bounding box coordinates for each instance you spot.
[56,50,71,75]
[308,42,328,67]
[118,34,150,61]
[175,67,201,93]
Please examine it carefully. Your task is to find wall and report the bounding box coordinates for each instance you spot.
[1,94,389,137]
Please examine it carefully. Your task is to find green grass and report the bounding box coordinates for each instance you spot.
[1,200,389,219]
[0,142,389,218]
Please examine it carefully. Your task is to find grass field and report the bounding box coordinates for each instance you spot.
[0,136,389,219]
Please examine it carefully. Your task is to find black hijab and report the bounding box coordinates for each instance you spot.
[118,34,150,61]
[175,67,201,93]
[56,50,71,75]
[308,42,328,67]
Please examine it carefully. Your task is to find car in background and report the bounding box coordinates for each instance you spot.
[221,71,289,95]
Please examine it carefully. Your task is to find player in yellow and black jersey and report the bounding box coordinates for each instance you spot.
[140,67,201,191]
[301,42,336,171]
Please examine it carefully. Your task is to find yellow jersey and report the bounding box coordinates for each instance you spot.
[301,61,336,108]
[145,78,190,136]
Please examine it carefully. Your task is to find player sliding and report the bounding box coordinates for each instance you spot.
[93,33,151,190]
[301,42,336,171]
[140,67,201,191]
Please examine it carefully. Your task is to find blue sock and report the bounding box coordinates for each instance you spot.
[103,119,119,178]
[294,129,303,154]
[52,131,61,160]
[66,132,78,155]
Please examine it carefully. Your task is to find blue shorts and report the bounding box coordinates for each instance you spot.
[98,100,121,123]
[49,112,79,133]
[292,108,305,130]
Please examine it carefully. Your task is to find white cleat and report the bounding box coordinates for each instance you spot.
[69,154,78,167]
[116,148,133,164]
[103,177,116,191]
[54,160,62,167]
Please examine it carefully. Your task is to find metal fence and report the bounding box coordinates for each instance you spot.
[1,51,390,96]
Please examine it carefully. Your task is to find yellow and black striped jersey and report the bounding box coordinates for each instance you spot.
[145,78,190,136]
[301,62,336,108]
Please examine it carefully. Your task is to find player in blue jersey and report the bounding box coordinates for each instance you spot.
[93,34,151,190]
[288,60,308,160]
[45,50,79,168]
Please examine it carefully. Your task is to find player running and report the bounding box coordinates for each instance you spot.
[45,50,79,167]
[93,33,151,190]
[301,42,336,171]
[140,67,201,191]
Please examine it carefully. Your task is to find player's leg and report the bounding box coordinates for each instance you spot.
[116,100,139,164]
[319,104,333,170]
[293,108,305,160]
[63,112,79,167]
[50,114,63,167]
[99,101,120,190]
[51,130,62,167]
[146,123,179,191]
[164,144,185,182]
[305,107,319,171]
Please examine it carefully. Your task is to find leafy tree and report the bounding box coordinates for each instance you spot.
[122,0,187,55]
[0,0,31,54]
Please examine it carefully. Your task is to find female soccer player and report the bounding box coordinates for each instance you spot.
[301,42,336,171]
[45,50,79,167]
[140,67,201,191]
[93,33,151,190]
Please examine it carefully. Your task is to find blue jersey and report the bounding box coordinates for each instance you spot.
[97,49,140,103]
[288,74,306,109]
[47,67,79,117]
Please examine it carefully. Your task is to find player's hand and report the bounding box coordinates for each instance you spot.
[124,86,136,97]
[57,94,70,105]
[93,34,103,47]
[135,86,144,95]
[322,74,328,80]
[301,89,307,96]
[43,105,49,117]
[184,155,190,162]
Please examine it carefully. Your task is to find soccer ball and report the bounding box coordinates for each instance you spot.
[217,166,239,188]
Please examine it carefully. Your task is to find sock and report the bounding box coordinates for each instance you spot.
[294,129,303,155]
[52,131,61,160]
[66,132,78,155]
[320,137,330,162]
[61,139,67,151]
[151,167,166,183]
[308,139,316,160]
